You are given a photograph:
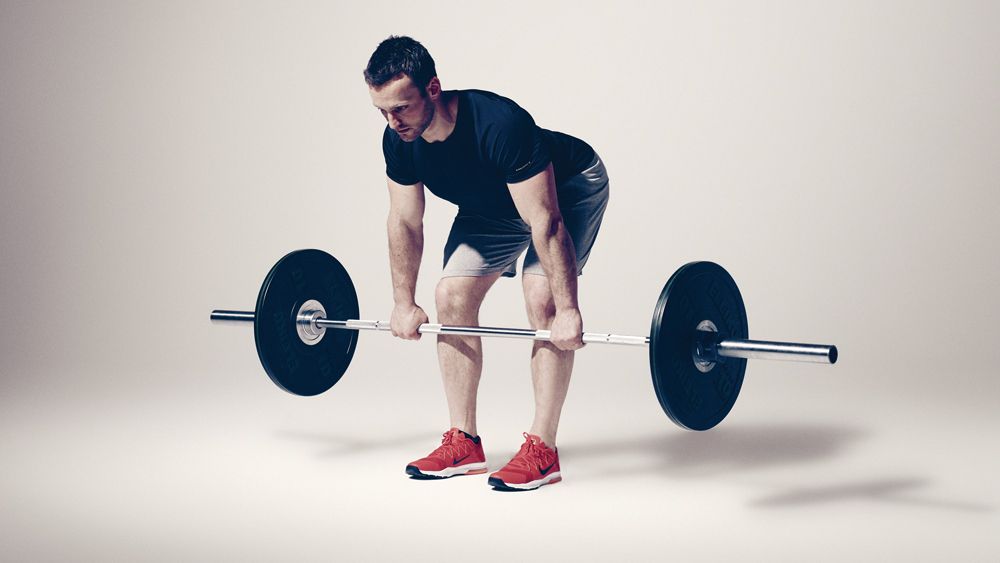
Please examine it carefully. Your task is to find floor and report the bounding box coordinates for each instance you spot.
[2,347,998,561]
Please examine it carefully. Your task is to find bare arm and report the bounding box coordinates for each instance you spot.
[507,164,579,309]
[508,164,584,350]
[386,177,429,338]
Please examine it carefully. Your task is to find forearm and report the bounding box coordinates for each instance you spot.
[531,216,579,310]
[387,217,424,306]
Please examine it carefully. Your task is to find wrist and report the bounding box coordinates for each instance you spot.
[393,295,417,308]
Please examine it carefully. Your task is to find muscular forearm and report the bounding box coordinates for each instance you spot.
[387,217,424,305]
[531,216,579,310]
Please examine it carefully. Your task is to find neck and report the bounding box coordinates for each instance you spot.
[421,91,459,142]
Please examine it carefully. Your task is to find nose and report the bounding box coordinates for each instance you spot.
[387,114,402,130]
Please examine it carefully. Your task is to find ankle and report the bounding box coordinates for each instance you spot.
[529,430,556,448]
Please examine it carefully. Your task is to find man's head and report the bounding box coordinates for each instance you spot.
[364,36,437,90]
[364,36,440,142]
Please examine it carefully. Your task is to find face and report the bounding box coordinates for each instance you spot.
[369,74,437,142]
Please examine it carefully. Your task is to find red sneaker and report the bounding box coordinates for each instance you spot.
[488,433,561,491]
[405,428,487,479]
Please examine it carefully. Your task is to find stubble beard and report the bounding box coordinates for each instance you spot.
[404,101,435,141]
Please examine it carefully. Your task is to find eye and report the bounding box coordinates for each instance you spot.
[394,106,407,113]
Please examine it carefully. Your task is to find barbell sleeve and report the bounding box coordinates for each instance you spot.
[716,339,837,364]
[210,310,255,325]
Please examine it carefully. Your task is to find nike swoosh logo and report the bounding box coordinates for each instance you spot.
[514,161,532,172]
[453,454,471,465]
[539,462,556,475]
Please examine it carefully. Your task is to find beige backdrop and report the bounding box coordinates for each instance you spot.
[2,1,998,561]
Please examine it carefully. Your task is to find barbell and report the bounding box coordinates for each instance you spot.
[211,249,838,430]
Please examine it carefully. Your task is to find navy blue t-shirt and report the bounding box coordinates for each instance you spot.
[382,89,595,219]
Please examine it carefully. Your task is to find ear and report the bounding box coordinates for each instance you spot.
[425,77,442,99]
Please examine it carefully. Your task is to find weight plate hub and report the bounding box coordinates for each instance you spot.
[649,261,748,431]
[254,249,360,396]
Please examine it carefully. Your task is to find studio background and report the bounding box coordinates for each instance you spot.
[2,1,998,560]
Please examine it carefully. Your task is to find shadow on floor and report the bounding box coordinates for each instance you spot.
[275,429,430,458]
[751,478,994,513]
[565,423,865,478]
[565,424,993,513]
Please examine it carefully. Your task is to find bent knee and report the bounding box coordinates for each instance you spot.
[524,286,556,328]
[435,279,483,322]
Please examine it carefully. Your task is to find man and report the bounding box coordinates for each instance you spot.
[364,36,609,491]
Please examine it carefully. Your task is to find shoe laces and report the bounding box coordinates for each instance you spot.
[506,433,550,472]
[430,429,467,459]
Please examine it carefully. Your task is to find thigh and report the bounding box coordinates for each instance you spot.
[523,155,610,276]
[443,213,533,278]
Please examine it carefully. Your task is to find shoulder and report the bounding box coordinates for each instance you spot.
[462,89,536,136]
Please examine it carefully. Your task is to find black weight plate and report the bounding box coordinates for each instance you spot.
[649,262,748,430]
[254,249,360,396]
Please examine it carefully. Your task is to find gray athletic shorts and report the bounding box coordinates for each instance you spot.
[442,154,610,278]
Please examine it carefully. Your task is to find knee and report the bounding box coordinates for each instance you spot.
[435,280,481,322]
[524,285,556,328]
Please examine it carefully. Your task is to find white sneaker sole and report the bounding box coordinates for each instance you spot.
[407,461,488,478]
[490,471,562,490]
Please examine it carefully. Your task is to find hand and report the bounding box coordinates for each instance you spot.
[390,302,428,340]
[549,307,585,351]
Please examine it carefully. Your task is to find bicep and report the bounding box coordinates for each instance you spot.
[387,177,425,228]
[507,164,561,228]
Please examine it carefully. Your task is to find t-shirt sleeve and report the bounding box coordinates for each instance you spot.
[485,107,552,184]
[382,126,420,186]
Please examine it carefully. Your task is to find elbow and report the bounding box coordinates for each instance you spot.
[530,213,564,238]
[387,211,422,232]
